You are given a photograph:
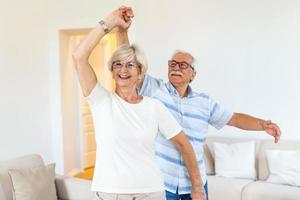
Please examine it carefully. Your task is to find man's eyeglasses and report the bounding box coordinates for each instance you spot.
[112,61,140,69]
[168,60,194,70]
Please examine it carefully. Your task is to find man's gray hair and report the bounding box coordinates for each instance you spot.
[171,50,197,71]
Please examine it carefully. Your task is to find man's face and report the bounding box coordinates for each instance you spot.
[168,53,196,87]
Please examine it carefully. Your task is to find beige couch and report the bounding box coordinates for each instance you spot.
[204,136,300,200]
[0,154,94,200]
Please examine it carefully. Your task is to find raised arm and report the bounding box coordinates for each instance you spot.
[72,6,133,96]
[171,132,206,200]
[112,11,148,90]
[115,27,130,47]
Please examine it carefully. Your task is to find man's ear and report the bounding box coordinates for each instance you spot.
[190,71,197,82]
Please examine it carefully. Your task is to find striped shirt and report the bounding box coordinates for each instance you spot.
[139,74,233,194]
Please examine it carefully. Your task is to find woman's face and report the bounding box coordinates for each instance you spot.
[111,58,142,89]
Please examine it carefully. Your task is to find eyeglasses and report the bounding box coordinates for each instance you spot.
[168,60,194,70]
[112,61,140,70]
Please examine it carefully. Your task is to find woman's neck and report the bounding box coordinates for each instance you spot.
[115,87,142,103]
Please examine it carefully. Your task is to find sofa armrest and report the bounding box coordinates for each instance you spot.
[55,175,94,200]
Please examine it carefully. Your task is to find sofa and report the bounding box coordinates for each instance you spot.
[0,154,94,200]
[203,136,300,200]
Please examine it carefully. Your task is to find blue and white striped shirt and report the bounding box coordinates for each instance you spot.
[139,74,233,194]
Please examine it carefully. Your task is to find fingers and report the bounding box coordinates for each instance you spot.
[105,6,133,30]
[273,124,281,143]
[119,6,134,22]
[265,121,281,143]
[123,7,134,18]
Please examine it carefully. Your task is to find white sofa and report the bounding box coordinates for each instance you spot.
[204,136,300,200]
[0,154,94,200]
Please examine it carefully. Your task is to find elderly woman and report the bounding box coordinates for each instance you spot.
[73,7,204,200]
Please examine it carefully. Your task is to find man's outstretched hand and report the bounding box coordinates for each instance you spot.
[262,120,281,143]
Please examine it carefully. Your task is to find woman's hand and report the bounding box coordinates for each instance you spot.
[104,6,134,31]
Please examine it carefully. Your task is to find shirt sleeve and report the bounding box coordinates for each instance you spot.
[86,83,110,107]
[139,74,163,97]
[155,100,183,139]
[208,97,233,130]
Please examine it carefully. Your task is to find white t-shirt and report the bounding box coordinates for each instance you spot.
[86,84,182,193]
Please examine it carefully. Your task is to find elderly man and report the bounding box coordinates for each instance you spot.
[138,51,281,200]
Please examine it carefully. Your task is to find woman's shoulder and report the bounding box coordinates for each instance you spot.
[86,83,112,107]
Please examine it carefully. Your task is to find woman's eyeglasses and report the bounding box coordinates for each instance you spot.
[112,61,140,69]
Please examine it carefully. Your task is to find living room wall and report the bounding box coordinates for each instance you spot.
[0,0,52,164]
[0,0,299,174]
[132,0,300,139]
[0,0,134,174]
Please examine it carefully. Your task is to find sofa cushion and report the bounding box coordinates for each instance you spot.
[55,175,93,200]
[258,140,300,180]
[213,141,256,179]
[242,181,300,200]
[0,154,44,200]
[204,137,262,175]
[266,150,300,186]
[8,163,57,200]
[206,175,253,200]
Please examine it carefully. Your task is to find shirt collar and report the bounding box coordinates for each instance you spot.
[166,82,194,98]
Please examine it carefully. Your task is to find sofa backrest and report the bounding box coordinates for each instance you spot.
[258,140,300,180]
[0,154,44,200]
[204,136,300,181]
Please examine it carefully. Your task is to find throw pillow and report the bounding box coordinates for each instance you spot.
[266,150,300,186]
[8,163,57,200]
[214,141,256,179]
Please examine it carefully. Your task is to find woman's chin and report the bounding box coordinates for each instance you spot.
[116,81,135,88]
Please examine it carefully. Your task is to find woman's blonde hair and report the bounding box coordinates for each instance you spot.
[107,44,148,76]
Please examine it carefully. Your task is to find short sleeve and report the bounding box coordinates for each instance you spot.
[86,83,110,107]
[208,97,233,130]
[139,74,163,97]
[155,100,183,139]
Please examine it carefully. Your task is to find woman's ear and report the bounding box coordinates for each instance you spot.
[137,68,144,80]
[137,66,143,77]
[111,71,116,80]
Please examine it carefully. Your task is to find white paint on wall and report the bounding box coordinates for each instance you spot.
[0,0,52,162]
[132,0,300,140]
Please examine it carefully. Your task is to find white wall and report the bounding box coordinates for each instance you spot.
[0,0,134,173]
[0,0,52,162]
[1,0,299,174]
[132,0,300,140]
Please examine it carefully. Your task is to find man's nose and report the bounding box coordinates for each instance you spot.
[172,63,181,70]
